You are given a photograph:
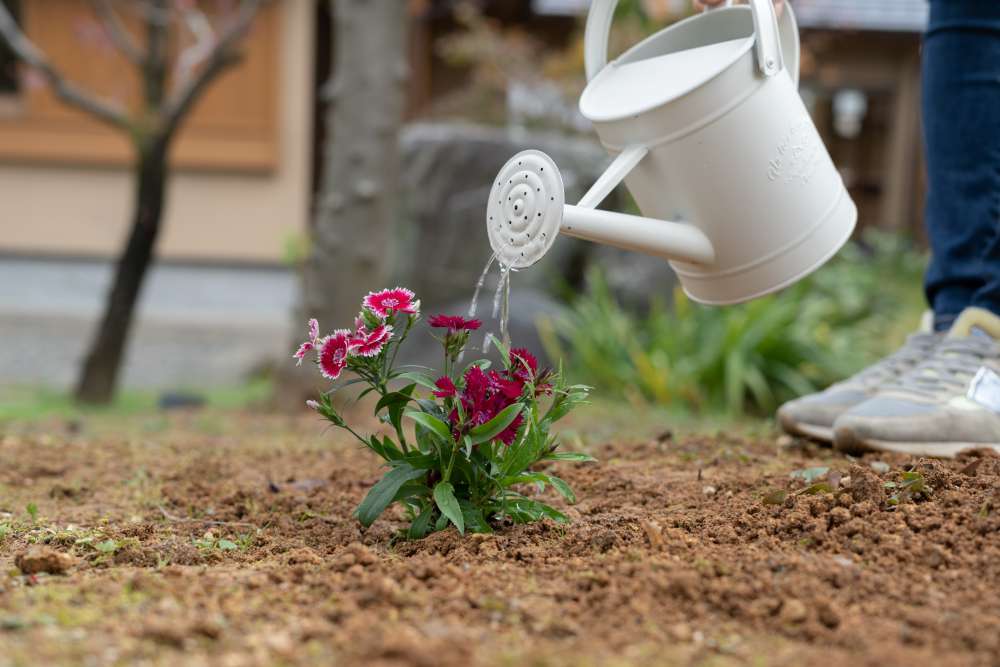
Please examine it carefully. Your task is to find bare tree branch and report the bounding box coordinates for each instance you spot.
[0,1,130,131]
[89,0,143,64]
[172,4,217,97]
[159,0,265,142]
[143,0,170,111]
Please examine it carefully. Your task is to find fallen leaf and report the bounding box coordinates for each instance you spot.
[762,489,788,506]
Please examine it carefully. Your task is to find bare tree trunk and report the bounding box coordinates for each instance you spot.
[75,2,170,404]
[75,143,167,403]
[302,0,409,330]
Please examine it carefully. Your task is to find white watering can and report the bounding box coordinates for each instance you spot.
[486,0,857,304]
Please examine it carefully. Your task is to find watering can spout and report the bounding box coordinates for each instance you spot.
[486,150,715,271]
[567,146,715,265]
[561,206,715,265]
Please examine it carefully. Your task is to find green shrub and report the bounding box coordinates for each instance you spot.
[540,231,926,416]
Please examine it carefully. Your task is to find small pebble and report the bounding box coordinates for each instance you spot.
[869,461,891,474]
[780,598,808,624]
[668,622,693,642]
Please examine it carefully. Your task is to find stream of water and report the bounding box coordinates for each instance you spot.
[467,253,496,320]
[492,263,512,350]
[467,252,513,354]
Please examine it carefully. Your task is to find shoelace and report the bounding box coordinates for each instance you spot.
[851,332,940,388]
[884,335,997,399]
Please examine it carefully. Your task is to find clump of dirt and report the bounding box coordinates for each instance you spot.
[14,546,75,575]
[847,463,887,504]
[1,415,999,666]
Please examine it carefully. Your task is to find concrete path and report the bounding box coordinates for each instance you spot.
[0,257,295,390]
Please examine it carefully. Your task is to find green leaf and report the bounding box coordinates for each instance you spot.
[415,398,440,414]
[413,422,437,455]
[404,410,453,444]
[542,385,591,424]
[94,539,119,554]
[389,386,416,440]
[407,504,435,540]
[354,465,426,527]
[367,434,387,458]
[535,502,569,523]
[503,472,548,488]
[901,471,927,493]
[462,359,491,375]
[762,489,788,505]
[216,539,239,551]
[801,482,834,495]
[399,452,439,470]
[368,434,403,461]
[545,475,576,504]
[380,436,404,460]
[468,403,523,446]
[458,500,493,534]
[543,451,597,463]
[504,496,568,524]
[503,498,539,524]
[487,334,511,366]
[433,481,464,534]
[375,387,415,415]
[501,419,549,478]
[392,481,431,503]
[396,372,440,392]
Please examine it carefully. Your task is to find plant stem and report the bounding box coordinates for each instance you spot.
[338,422,371,449]
[387,315,413,372]
[443,440,458,483]
[395,422,410,453]
[373,377,410,454]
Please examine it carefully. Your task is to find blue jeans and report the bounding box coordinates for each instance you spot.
[922,0,1000,331]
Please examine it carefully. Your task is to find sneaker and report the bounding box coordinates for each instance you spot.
[834,307,1000,458]
[776,311,938,443]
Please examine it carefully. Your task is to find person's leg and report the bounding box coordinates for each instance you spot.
[781,1,1000,447]
[922,0,1000,331]
[829,1,1000,457]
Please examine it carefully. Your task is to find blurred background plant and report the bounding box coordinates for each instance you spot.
[540,230,926,416]
[433,0,684,130]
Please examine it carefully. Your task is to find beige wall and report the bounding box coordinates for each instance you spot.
[0,0,314,264]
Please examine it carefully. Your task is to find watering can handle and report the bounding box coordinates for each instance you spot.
[583,0,785,82]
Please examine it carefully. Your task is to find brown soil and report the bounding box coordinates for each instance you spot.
[1,411,999,666]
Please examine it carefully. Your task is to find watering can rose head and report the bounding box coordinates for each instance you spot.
[294,287,594,539]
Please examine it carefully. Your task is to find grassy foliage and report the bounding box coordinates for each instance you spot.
[0,378,273,424]
[541,232,926,416]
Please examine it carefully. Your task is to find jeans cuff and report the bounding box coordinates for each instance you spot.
[934,312,958,333]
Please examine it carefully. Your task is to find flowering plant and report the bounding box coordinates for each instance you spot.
[297,287,593,538]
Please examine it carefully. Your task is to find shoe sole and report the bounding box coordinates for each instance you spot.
[778,414,834,444]
[835,429,1000,459]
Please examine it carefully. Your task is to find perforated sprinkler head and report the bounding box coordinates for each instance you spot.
[486,150,565,269]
